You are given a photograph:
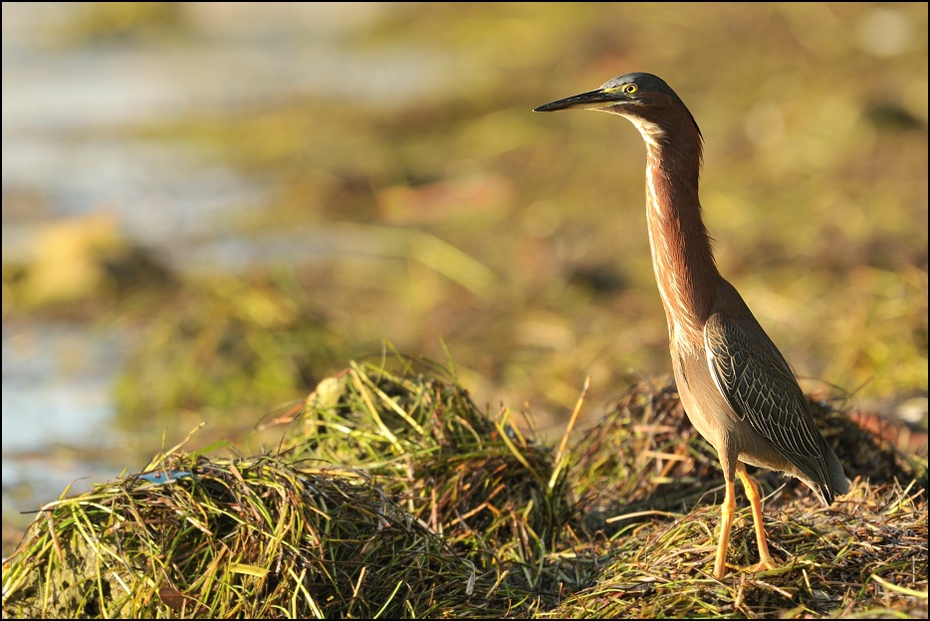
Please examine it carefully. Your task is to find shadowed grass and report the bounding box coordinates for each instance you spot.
[539,478,927,618]
[2,361,926,618]
[276,356,577,596]
[1,452,538,618]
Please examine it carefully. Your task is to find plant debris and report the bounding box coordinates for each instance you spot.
[3,361,926,618]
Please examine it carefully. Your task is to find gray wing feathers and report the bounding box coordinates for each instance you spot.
[703,313,826,462]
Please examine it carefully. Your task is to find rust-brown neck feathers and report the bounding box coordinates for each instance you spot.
[624,97,719,349]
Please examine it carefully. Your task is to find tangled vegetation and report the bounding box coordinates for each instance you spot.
[3,360,926,618]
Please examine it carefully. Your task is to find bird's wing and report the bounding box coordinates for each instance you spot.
[703,312,823,460]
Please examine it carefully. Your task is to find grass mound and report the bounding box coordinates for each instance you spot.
[2,361,926,618]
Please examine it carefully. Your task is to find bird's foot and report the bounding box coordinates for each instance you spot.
[747,555,777,573]
[715,556,778,579]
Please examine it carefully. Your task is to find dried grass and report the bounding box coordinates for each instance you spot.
[2,360,926,618]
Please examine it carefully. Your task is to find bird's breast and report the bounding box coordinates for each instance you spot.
[672,343,734,446]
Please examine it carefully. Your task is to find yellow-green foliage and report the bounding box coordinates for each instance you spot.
[3,361,926,618]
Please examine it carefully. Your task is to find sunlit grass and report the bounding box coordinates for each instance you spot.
[3,360,925,618]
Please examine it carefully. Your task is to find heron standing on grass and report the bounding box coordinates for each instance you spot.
[535,72,849,579]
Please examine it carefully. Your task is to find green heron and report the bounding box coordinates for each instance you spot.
[535,72,849,579]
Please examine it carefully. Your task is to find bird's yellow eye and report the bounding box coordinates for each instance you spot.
[623,84,638,95]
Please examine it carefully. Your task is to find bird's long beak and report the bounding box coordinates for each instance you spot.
[534,88,618,112]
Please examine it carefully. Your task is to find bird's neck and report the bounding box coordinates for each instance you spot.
[643,138,720,347]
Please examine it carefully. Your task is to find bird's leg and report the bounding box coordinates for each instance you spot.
[713,475,736,579]
[736,462,777,572]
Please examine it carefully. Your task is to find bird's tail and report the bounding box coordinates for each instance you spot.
[819,438,850,504]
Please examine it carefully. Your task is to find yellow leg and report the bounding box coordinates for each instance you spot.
[736,463,776,571]
[713,477,736,579]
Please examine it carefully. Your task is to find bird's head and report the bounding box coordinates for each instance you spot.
[534,72,701,142]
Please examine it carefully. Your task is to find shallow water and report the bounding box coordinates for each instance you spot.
[1,2,453,526]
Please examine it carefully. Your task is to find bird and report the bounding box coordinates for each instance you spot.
[534,72,849,579]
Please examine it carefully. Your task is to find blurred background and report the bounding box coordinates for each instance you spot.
[2,3,927,554]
